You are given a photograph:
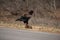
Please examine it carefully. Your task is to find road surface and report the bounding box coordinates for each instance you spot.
[0,27,60,40]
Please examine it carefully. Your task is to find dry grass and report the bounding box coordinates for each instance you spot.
[0,21,60,34]
[32,26,60,34]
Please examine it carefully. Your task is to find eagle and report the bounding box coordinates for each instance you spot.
[16,10,33,29]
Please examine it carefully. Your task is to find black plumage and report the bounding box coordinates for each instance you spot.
[16,16,30,24]
[16,10,33,24]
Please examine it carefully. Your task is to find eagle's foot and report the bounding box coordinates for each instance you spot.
[25,25,32,29]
